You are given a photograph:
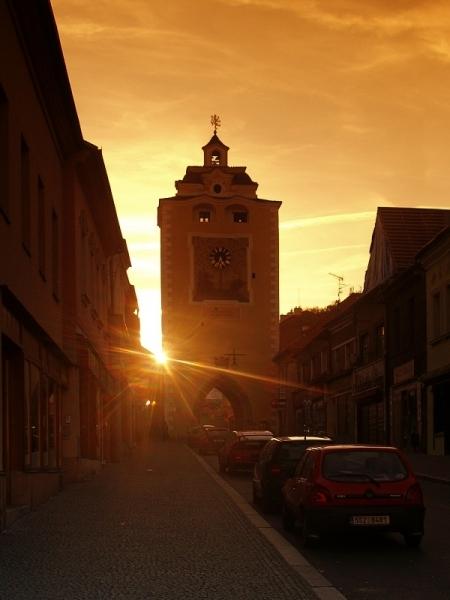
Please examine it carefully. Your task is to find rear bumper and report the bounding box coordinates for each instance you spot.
[306,505,425,535]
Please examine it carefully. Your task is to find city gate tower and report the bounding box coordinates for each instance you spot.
[158,122,281,435]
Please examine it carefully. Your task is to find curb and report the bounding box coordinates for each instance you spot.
[416,473,450,486]
[190,448,347,600]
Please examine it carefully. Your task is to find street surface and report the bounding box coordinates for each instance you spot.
[0,441,316,600]
[204,455,450,600]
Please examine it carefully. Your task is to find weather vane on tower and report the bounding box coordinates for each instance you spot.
[210,114,221,135]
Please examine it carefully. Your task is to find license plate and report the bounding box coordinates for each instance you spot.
[350,515,390,526]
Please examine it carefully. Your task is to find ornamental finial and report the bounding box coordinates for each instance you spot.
[210,114,221,135]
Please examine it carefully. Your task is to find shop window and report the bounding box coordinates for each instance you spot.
[29,363,41,468]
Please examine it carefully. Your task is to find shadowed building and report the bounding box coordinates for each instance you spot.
[0,0,145,529]
[158,126,281,435]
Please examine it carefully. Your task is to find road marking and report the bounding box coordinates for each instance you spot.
[190,448,348,600]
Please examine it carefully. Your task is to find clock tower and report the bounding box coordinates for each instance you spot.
[158,125,281,434]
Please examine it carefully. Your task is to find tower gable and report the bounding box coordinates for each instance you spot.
[202,134,229,167]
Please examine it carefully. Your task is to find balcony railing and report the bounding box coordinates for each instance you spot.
[352,358,384,393]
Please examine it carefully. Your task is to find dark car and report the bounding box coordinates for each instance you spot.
[218,430,273,473]
[281,444,425,547]
[252,435,332,513]
[195,427,230,455]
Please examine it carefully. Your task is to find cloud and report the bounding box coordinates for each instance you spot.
[281,243,367,257]
[280,210,376,231]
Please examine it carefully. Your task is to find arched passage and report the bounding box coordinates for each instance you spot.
[194,374,253,430]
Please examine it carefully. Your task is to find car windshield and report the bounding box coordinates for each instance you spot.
[322,450,408,482]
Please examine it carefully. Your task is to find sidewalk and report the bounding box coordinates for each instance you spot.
[0,440,320,600]
[405,452,450,485]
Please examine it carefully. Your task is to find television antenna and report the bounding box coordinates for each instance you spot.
[328,273,347,302]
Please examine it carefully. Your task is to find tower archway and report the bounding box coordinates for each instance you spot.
[195,374,253,430]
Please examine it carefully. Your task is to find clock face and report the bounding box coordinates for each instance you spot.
[209,246,231,269]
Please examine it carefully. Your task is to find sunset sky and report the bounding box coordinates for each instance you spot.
[51,0,450,352]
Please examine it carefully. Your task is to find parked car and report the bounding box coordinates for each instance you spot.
[281,444,425,547]
[195,426,230,455]
[187,424,215,449]
[218,430,273,473]
[252,435,332,513]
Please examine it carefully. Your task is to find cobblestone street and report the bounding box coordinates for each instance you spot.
[0,441,317,600]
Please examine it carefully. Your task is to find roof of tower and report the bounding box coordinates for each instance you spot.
[202,134,230,150]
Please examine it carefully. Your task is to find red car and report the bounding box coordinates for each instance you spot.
[281,444,425,547]
[218,430,273,473]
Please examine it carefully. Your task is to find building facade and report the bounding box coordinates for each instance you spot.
[158,132,281,435]
[418,227,450,455]
[0,0,143,528]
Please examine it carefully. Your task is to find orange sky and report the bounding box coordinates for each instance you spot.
[51,0,450,352]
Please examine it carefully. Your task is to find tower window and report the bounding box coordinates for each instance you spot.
[211,151,221,165]
[199,211,210,223]
[233,211,248,223]
[213,184,222,194]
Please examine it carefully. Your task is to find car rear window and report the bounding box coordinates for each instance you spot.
[207,430,228,440]
[278,442,328,462]
[236,440,269,450]
[322,450,408,482]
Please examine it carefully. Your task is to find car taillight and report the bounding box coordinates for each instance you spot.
[309,485,331,506]
[405,483,423,505]
[270,465,282,475]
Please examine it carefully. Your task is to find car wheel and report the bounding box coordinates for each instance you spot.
[282,502,295,532]
[301,512,319,547]
[404,533,423,547]
[261,489,274,514]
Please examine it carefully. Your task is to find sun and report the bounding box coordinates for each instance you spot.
[154,349,168,365]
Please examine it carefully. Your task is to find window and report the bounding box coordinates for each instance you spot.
[407,297,415,346]
[446,285,450,333]
[359,332,369,364]
[393,307,401,352]
[211,151,221,165]
[38,177,45,278]
[332,339,355,373]
[213,184,222,194]
[233,211,248,223]
[0,85,9,219]
[51,209,59,299]
[21,136,31,253]
[199,210,210,223]
[375,324,385,358]
[433,292,441,338]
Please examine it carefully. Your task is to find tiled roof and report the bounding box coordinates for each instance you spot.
[202,134,230,150]
[378,207,450,269]
[275,293,362,361]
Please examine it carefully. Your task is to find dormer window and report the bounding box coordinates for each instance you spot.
[211,151,221,165]
[233,211,248,223]
[199,211,210,223]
